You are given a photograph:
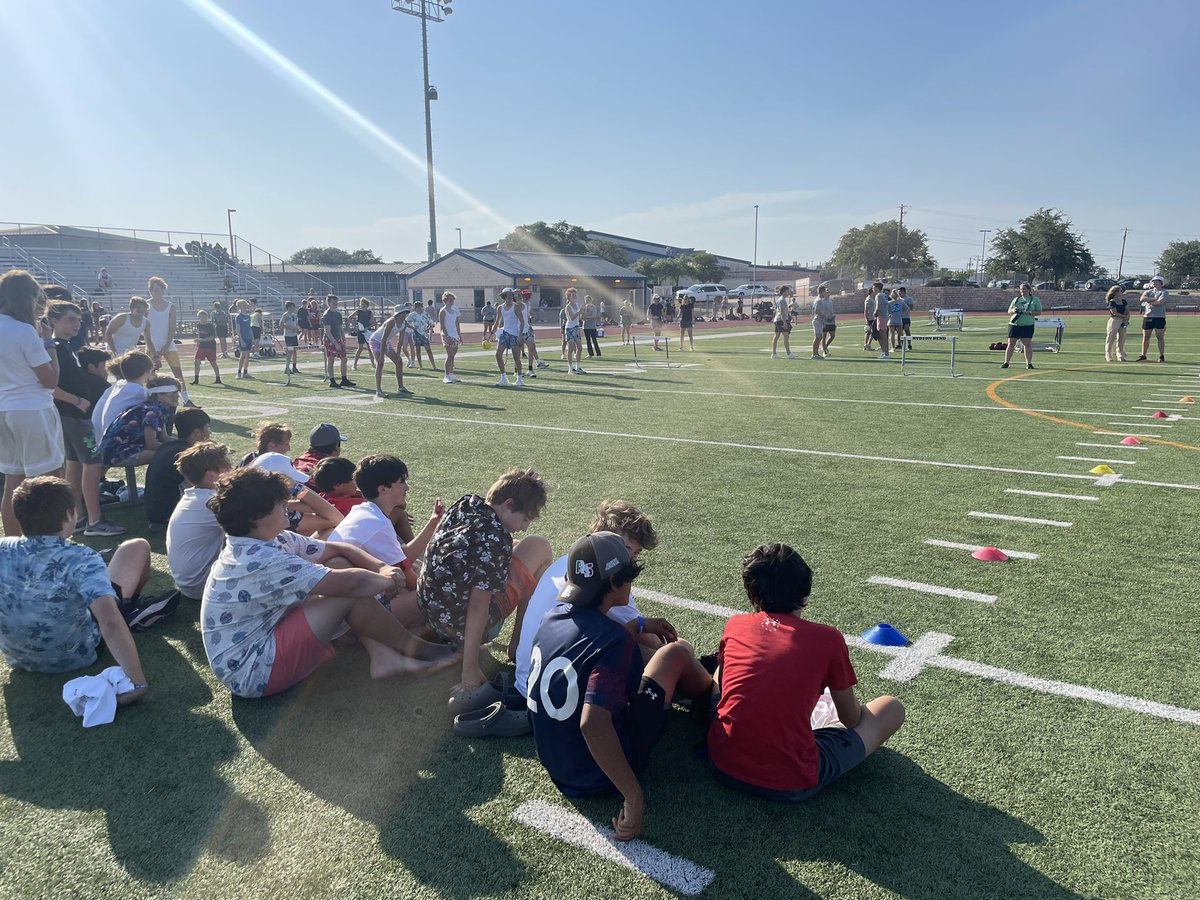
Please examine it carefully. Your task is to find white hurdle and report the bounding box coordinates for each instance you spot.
[902,334,962,377]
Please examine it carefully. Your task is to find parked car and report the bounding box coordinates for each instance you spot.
[965,280,981,288]
[926,277,964,287]
[1033,281,1057,291]
[987,279,1012,289]
[676,283,728,303]
[1084,277,1116,291]
[1072,281,1088,290]
[727,283,774,299]
[1116,278,1141,290]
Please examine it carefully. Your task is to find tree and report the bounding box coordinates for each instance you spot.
[829,221,935,277]
[654,258,691,290]
[984,209,1094,281]
[583,239,629,267]
[682,251,724,283]
[499,221,588,255]
[1155,240,1200,285]
[287,246,383,265]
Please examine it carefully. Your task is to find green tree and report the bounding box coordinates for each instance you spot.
[829,221,935,276]
[287,246,382,265]
[1155,240,1200,285]
[984,208,1095,281]
[654,258,691,291]
[499,221,588,255]
[682,251,725,283]
[583,239,629,267]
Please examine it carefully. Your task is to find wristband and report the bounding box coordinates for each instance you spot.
[75,396,85,407]
[637,616,645,634]
[130,683,148,691]
[43,339,56,349]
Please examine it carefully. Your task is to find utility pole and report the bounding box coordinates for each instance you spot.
[979,229,992,284]
[1117,227,1129,279]
[894,204,906,281]
[752,204,759,286]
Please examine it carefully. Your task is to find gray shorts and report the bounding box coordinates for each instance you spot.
[61,415,101,464]
[713,726,866,801]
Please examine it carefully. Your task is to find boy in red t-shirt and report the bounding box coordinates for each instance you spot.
[707,543,905,800]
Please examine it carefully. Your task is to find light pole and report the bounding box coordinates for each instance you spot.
[455,227,462,249]
[391,0,454,262]
[752,204,759,285]
[226,208,236,262]
[979,229,991,284]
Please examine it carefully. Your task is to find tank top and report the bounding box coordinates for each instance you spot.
[500,303,521,335]
[110,314,145,353]
[441,305,461,340]
[565,304,581,328]
[147,300,173,350]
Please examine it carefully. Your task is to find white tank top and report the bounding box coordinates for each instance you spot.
[147,300,173,349]
[500,303,521,335]
[441,305,460,340]
[565,304,581,328]
[111,314,145,354]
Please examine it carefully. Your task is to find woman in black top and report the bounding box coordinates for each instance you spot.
[679,295,695,349]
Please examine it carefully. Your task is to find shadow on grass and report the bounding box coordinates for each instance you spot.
[231,650,530,899]
[0,632,249,882]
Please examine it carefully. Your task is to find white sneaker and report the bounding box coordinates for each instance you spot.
[515,375,525,387]
[786,353,797,359]
[811,354,822,360]
[375,390,387,399]
[771,352,779,359]
[879,352,890,360]
[496,375,509,386]
[443,375,455,384]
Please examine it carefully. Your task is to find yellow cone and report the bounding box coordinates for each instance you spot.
[1090,464,1116,475]
[1180,396,1195,403]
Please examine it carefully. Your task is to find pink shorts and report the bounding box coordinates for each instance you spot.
[441,335,460,349]
[263,604,336,696]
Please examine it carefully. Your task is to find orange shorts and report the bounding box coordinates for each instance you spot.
[264,604,336,696]
[492,554,535,619]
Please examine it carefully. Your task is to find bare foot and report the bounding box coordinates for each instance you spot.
[369,644,456,679]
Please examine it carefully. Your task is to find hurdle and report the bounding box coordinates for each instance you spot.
[928,308,965,331]
[902,334,962,377]
[1031,317,1065,352]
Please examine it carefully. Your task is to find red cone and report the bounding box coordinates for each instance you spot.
[1120,436,1142,445]
[972,546,1008,562]
[1152,411,1168,418]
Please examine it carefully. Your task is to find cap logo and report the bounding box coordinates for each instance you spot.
[603,557,620,572]
[575,560,594,578]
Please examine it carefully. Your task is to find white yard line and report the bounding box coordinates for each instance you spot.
[867,576,998,604]
[634,589,1200,727]
[1003,488,1099,502]
[1056,456,1137,465]
[1075,442,1146,450]
[967,511,1073,527]
[1132,405,1190,410]
[1092,432,1164,439]
[1104,422,1172,428]
[512,800,716,896]
[924,539,1040,559]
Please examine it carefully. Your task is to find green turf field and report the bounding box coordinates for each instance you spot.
[2,312,1198,899]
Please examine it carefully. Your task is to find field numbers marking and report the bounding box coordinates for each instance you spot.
[867,576,998,604]
[968,511,1073,527]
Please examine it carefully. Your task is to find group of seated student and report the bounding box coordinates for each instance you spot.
[1,412,906,843]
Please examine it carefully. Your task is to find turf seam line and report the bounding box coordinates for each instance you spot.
[867,576,998,604]
[1002,488,1099,502]
[967,511,1073,527]
[924,538,1041,558]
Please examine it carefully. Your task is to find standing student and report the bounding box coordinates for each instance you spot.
[678,293,695,350]
[564,290,584,375]
[811,285,835,359]
[192,309,222,385]
[897,286,914,351]
[1136,275,1168,362]
[249,299,264,354]
[105,296,149,355]
[372,306,412,398]
[280,300,301,376]
[619,298,635,345]
[1104,285,1130,362]
[144,276,194,407]
[234,299,254,379]
[1001,282,1042,370]
[583,295,602,358]
[862,283,880,351]
[409,301,438,370]
[439,291,462,384]
[494,289,525,387]
[0,271,62,536]
[352,298,376,371]
[518,290,548,376]
[771,286,796,359]
[647,295,665,351]
[211,299,231,357]
[322,295,355,388]
[480,300,497,341]
[885,289,907,355]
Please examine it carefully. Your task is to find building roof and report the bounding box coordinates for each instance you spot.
[0,224,166,247]
[410,248,647,280]
[262,263,423,275]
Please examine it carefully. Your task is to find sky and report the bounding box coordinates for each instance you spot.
[2,0,1198,276]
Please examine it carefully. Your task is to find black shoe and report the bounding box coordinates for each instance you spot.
[190,378,199,385]
[123,590,181,632]
[1000,363,1010,369]
[1026,364,1035,369]
[214,378,222,384]
[340,377,356,387]
[1136,355,1147,361]
[329,378,340,388]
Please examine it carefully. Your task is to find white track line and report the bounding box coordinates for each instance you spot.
[634,588,1200,727]
[968,511,1073,527]
[867,576,997,604]
[1075,442,1146,450]
[1132,406,1189,410]
[1056,456,1136,465]
[512,800,715,896]
[924,539,1040,559]
[1105,422,1172,428]
[1003,488,1098,502]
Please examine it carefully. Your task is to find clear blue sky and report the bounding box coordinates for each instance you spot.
[3,0,1197,274]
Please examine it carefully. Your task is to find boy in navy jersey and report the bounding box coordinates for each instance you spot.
[528,531,711,841]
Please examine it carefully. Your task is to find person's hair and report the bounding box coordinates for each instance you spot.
[174,407,211,441]
[13,475,77,535]
[326,294,339,305]
[741,543,812,614]
[897,286,907,294]
[0,269,42,324]
[250,298,259,306]
[207,467,291,537]
[485,468,547,517]
[441,291,455,303]
[129,295,149,312]
[777,285,793,296]
[175,441,231,485]
[147,374,181,393]
[285,300,295,310]
[589,500,659,551]
[351,454,407,500]
[359,297,371,307]
[311,456,358,494]
[235,299,249,311]
[1019,282,1032,290]
[1105,285,1123,301]
[818,286,829,295]
[197,308,209,319]
[47,300,82,320]
[78,347,111,370]
[110,349,154,380]
[148,276,167,293]
[873,281,884,290]
[42,285,73,303]
[252,421,292,454]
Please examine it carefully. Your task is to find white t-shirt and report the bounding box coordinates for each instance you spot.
[327,500,405,565]
[513,553,641,699]
[166,487,225,598]
[441,305,461,340]
[92,380,148,439]
[0,315,53,412]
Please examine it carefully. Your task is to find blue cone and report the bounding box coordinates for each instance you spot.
[861,623,909,647]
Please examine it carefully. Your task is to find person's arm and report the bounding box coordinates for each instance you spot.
[53,385,90,413]
[580,704,645,841]
[319,539,385,571]
[402,499,444,561]
[89,595,148,704]
[104,314,121,353]
[311,566,397,599]
[290,487,342,535]
[143,425,163,453]
[623,616,677,643]
[830,686,863,728]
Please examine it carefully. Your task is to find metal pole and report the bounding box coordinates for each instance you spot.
[1117,227,1129,279]
[894,204,906,281]
[979,229,991,283]
[752,205,758,285]
[456,227,462,249]
[227,209,236,262]
[421,3,438,261]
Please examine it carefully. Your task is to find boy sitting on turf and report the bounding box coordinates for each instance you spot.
[166,441,232,601]
[201,467,453,698]
[0,476,151,699]
[311,456,367,516]
[528,532,712,841]
[143,407,212,532]
[707,543,905,801]
[414,468,552,709]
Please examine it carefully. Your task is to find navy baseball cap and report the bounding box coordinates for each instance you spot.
[558,531,632,607]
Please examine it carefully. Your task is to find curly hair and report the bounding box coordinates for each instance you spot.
[207,467,291,537]
[589,500,659,551]
[486,468,547,517]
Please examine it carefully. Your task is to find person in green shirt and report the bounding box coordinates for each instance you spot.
[1001,282,1042,370]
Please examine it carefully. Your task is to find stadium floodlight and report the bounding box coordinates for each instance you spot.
[390,0,454,260]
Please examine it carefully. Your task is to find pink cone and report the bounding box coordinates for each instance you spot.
[1120,436,1142,445]
[972,546,1008,562]
[1152,411,1168,418]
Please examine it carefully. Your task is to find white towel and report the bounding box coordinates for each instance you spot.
[62,666,135,727]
